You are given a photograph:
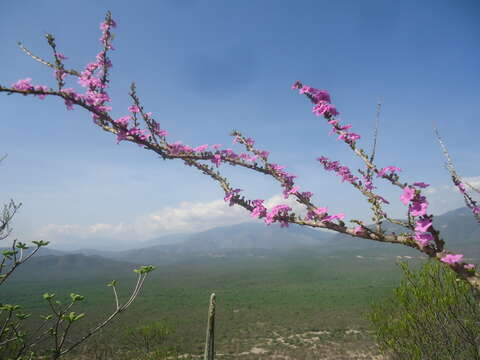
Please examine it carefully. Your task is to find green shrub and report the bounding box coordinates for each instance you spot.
[369,261,480,359]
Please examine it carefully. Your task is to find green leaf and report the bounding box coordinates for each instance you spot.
[0,304,21,311]
[70,293,85,302]
[74,313,85,321]
[15,312,31,320]
[134,265,155,274]
[32,240,49,247]
[15,242,29,249]
[2,250,17,258]
[64,311,84,323]
[43,293,56,300]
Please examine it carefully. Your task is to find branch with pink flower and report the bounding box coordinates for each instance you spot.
[1,12,478,294]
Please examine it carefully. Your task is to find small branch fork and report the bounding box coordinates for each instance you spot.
[1,11,479,293]
[0,267,154,359]
[434,127,479,223]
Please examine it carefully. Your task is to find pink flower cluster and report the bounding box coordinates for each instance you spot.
[233,135,270,161]
[224,189,242,206]
[159,140,268,169]
[292,81,360,146]
[305,207,328,221]
[113,108,160,144]
[317,156,359,185]
[304,206,345,224]
[265,204,292,227]
[251,200,267,219]
[292,82,337,116]
[377,166,402,178]
[74,20,115,119]
[11,78,49,100]
[362,172,375,191]
[440,253,463,265]
[399,184,435,247]
[264,163,299,200]
[99,18,117,47]
[34,16,117,117]
[248,200,292,227]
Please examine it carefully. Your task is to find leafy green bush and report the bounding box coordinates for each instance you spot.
[369,260,480,359]
[123,322,173,354]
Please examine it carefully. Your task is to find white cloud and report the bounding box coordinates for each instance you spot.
[34,193,308,249]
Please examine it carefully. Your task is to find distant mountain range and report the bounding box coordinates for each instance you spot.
[68,206,479,264]
[3,207,478,271]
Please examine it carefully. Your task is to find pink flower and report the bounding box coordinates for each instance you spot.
[54,69,67,81]
[377,166,402,177]
[116,129,128,143]
[299,85,312,95]
[55,52,68,60]
[414,232,433,247]
[345,132,360,142]
[415,218,432,232]
[410,199,428,217]
[211,154,222,167]
[99,18,117,32]
[473,207,480,215]
[354,225,363,235]
[317,157,359,185]
[440,253,464,265]
[313,102,339,117]
[114,115,131,126]
[365,181,374,190]
[315,207,328,215]
[60,88,80,110]
[321,213,345,223]
[270,163,286,172]
[300,191,313,200]
[151,120,168,137]
[457,182,466,194]
[127,127,142,137]
[305,207,329,221]
[251,199,266,218]
[224,189,242,206]
[264,204,292,225]
[34,85,49,100]
[313,90,331,103]
[400,187,415,205]
[11,78,33,91]
[128,105,140,113]
[283,186,299,199]
[464,263,475,270]
[194,144,209,152]
[258,150,269,159]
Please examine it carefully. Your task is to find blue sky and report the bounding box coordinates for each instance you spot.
[1,0,479,250]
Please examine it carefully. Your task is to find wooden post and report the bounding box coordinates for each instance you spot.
[203,293,216,360]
